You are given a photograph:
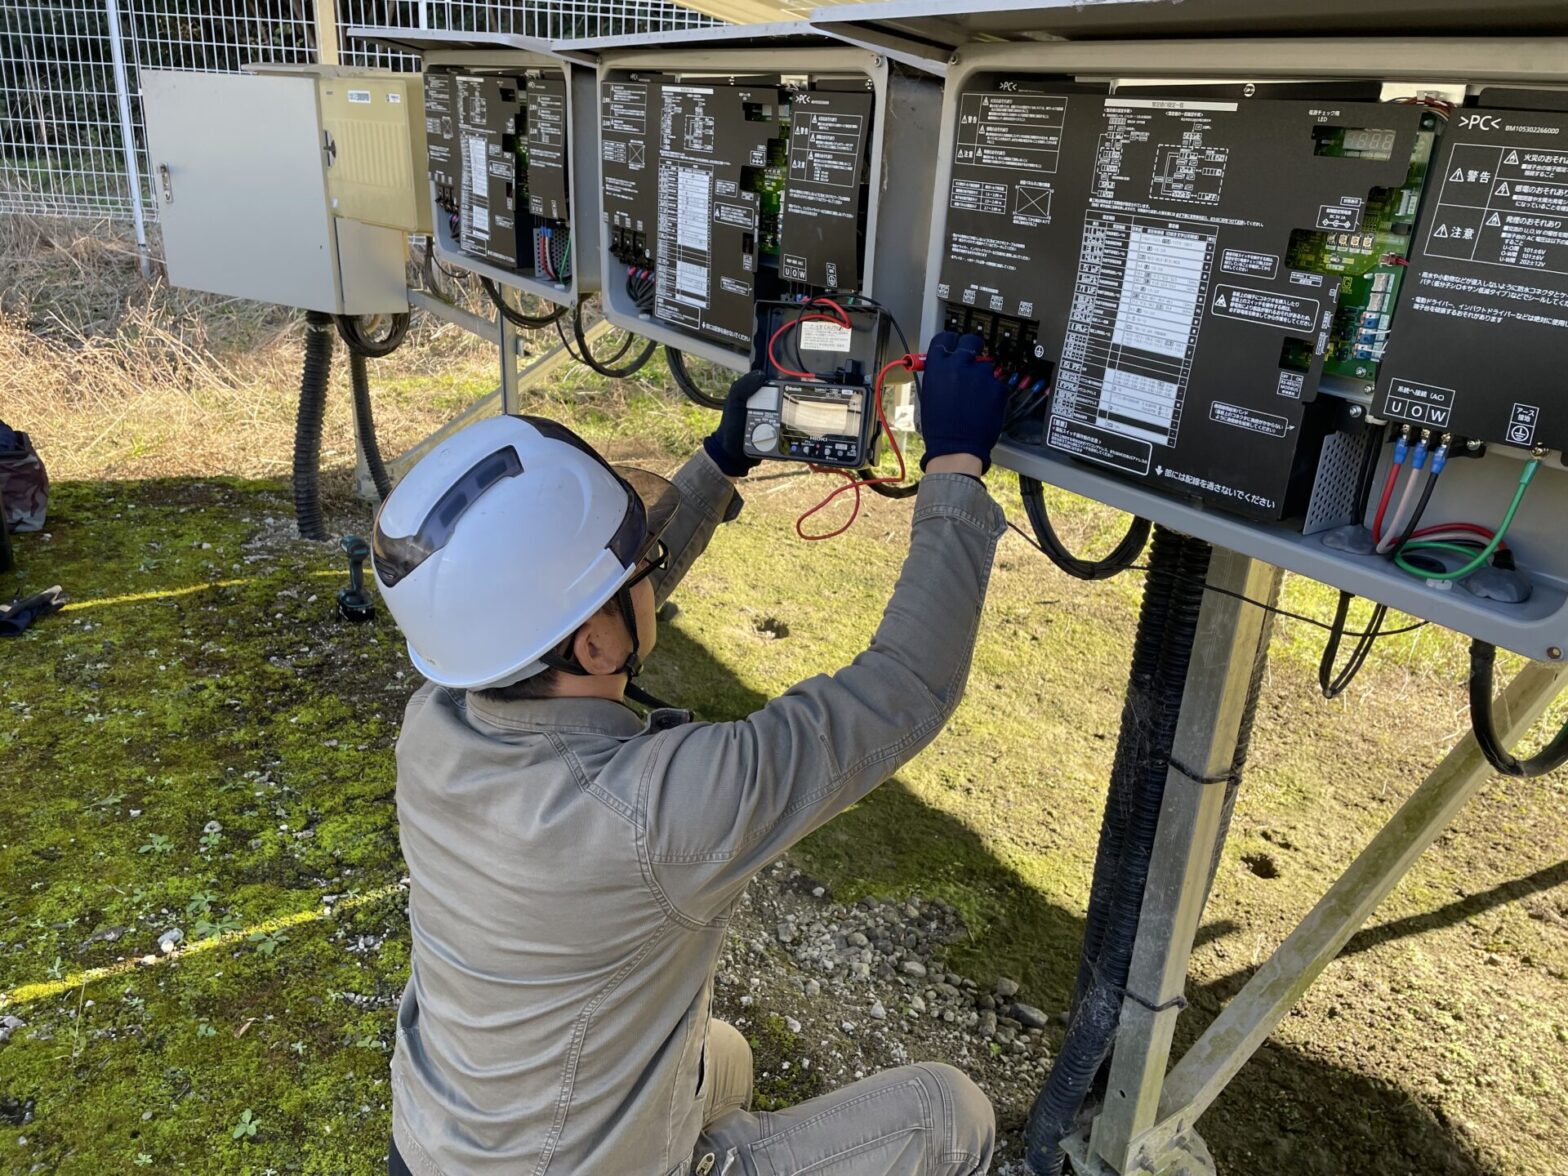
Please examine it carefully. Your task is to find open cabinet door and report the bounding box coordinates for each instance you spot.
[143,70,406,314]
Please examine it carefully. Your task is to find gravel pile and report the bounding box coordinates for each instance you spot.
[712,862,1064,1166]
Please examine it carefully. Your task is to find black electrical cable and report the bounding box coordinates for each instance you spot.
[666,347,728,410]
[292,311,335,541]
[563,299,657,380]
[481,276,568,329]
[1468,640,1568,778]
[347,351,392,501]
[1018,475,1150,581]
[334,312,409,359]
[1004,522,1430,642]
[1318,590,1389,700]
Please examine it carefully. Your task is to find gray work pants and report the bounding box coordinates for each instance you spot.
[697,1020,995,1176]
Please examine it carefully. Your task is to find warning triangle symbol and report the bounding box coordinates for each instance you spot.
[1487,212,1502,227]
[1450,166,1466,182]
[1214,294,1228,308]
[1434,225,1450,238]
[1496,182,1511,197]
[1505,149,1521,165]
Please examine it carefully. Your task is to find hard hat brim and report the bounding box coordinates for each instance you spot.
[612,466,680,561]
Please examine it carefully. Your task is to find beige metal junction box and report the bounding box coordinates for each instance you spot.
[142,67,411,316]
[318,72,432,235]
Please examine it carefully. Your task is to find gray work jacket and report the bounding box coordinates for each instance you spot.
[390,451,1006,1176]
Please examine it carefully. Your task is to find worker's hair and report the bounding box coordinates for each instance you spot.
[476,597,621,702]
[481,667,562,702]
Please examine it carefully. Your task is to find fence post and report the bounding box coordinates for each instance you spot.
[104,0,151,279]
[315,0,341,66]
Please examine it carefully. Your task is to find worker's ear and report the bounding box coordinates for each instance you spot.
[571,602,631,676]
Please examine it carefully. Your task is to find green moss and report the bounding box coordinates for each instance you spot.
[747,1014,824,1111]
[4,388,1563,1174]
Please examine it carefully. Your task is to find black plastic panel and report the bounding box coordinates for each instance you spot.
[937,82,1429,521]
[524,77,569,223]
[1374,107,1568,452]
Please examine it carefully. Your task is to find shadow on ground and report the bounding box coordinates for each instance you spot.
[646,623,1503,1176]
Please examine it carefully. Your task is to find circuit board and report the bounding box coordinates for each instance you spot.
[1285,110,1441,384]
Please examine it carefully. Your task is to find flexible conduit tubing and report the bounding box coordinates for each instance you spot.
[1027,528,1214,1176]
[292,312,335,540]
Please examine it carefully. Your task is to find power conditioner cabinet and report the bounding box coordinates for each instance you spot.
[560,24,942,372]
[317,73,432,234]
[347,28,598,310]
[142,69,408,316]
[817,11,1568,661]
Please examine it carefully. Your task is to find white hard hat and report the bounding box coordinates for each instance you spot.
[370,414,679,689]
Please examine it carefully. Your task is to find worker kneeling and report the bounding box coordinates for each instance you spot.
[373,333,1008,1176]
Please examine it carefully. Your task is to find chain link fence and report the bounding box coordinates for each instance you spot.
[1,0,719,242]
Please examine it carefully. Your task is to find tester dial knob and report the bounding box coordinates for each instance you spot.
[750,422,780,452]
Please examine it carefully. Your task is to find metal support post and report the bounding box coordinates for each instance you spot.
[1118,655,1568,1170]
[499,312,523,416]
[104,0,151,280]
[314,0,341,66]
[380,292,611,485]
[1083,548,1282,1175]
[1064,634,1568,1175]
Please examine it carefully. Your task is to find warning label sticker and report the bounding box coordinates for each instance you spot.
[798,321,853,354]
[1209,284,1319,333]
[1046,415,1153,476]
[1425,141,1568,275]
[1220,249,1279,279]
[954,92,1068,174]
[1209,401,1289,438]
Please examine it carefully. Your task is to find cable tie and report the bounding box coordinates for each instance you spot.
[1116,984,1189,1014]
[1082,959,1190,1014]
[1168,758,1231,786]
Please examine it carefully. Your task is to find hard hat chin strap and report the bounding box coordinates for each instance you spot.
[538,583,644,680]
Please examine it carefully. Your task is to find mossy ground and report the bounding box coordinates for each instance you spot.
[2,374,1565,1175]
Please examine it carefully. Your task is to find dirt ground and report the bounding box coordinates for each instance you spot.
[1,222,1565,1174]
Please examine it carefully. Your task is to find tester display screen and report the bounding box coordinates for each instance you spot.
[783,394,859,437]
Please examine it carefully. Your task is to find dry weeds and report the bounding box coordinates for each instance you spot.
[0,216,497,481]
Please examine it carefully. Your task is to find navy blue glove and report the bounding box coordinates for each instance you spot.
[918,331,1008,473]
[703,370,767,477]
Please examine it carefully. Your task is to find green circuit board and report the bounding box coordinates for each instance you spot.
[1286,110,1441,384]
[746,104,792,259]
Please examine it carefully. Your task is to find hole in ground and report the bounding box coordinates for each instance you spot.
[1243,853,1280,880]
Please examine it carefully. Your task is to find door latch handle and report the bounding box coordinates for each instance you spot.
[323,130,337,166]
[158,163,172,204]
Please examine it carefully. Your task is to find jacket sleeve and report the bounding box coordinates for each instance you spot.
[638,473,1005,925]
[651,448,740,609]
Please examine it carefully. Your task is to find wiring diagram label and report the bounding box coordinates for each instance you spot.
[1051,213,1217,458]
[1382,378,1455,428]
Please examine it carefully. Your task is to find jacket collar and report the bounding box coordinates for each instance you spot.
[463,691,689,738]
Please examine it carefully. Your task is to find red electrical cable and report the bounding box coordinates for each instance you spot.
[796,356,914,541]
[1411,522,1507,549]
[1370,460,1403,545]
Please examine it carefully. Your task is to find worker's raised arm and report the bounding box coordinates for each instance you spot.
[637,334,1009,924]
[646,371,767,607]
